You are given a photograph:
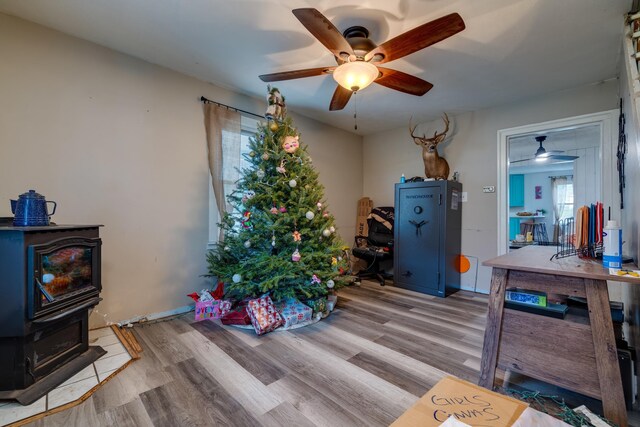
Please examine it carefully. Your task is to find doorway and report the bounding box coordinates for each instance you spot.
[497,110,619,255]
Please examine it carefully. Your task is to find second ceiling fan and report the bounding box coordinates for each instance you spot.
[259,8,465,111]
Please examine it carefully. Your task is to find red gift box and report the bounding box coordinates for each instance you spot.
[220,307,251,325]
[246,296,283,335]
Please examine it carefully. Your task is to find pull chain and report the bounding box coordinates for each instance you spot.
[353,91,358,131]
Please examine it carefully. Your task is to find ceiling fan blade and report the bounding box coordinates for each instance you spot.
[292,8,354,60]
[510,158,533,164]
[365,13,465,64]
[548,154,579,161]
[374,67,433,96]
[329,85,353,111]
[259,67,335,82]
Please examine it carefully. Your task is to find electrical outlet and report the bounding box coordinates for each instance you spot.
[461,192,468,202]
[483,186,495,193]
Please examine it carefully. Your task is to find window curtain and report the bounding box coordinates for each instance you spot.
[551,176,569,242]
[203,103,241,241]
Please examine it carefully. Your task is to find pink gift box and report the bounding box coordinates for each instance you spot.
[194,299,232,322]
[246,296,283,335]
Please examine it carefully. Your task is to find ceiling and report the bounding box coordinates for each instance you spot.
[508,123,600,172]
[0,0,631,135]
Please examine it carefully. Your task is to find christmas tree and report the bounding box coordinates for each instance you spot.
[207,86,351,303]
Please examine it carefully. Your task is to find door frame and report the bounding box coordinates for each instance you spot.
[497,110,619,255]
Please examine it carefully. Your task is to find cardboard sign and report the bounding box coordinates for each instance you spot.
[355,197,373,237]
[390,377,528,427]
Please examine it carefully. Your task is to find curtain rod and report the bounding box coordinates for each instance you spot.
[200,96,264,120]
[548,174,573,178]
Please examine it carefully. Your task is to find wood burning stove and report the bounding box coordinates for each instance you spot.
[0,223,106,405]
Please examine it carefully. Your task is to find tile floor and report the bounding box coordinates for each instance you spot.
[0,327,132,426]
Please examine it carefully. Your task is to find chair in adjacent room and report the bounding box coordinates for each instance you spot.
[352,207,394,285]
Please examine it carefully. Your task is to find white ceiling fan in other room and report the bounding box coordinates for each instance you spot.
[511,136,579,164]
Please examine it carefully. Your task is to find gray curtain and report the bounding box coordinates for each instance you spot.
[203,103,241,241]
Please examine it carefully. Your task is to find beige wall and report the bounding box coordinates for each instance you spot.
[363,80,619,293]
[0,13,362,326]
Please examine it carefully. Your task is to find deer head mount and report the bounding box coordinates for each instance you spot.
[410,113,450,180]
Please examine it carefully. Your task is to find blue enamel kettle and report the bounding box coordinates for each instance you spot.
[10,190,57,226]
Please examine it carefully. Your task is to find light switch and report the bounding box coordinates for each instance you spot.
[461,192,468,202]
[483,186,495,193]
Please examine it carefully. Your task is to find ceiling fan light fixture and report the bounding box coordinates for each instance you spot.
[332,61,378,92]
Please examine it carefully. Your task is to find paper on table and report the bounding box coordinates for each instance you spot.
[609,268,640,278]
[439,417,472,426]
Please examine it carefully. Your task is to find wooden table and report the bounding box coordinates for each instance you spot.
[479,246,640,427]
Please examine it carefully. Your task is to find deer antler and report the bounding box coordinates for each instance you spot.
[431,113,450,143]
[409,119,427,147]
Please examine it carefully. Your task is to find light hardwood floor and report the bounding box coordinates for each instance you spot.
[29,281,490,426]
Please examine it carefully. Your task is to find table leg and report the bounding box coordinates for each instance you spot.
[479,268,508,389]
[585,279,628,427]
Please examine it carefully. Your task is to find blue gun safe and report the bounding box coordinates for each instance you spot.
[393,181,462,297]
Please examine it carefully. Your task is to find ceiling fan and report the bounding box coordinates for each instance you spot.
[511,136,579,164]
[259,8,465,111]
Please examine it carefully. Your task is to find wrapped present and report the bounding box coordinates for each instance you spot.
[305,297,327,314]
[194,299,232,322]
[274,298,312,328]
[246,296,283,335]
[195,300,216,321]
[220,306,251,325]
[327,294,338,312]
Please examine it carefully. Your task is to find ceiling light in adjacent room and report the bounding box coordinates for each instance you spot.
[332,61,379,92]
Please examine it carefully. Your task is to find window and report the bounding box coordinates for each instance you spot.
[551,177,574,223]
[208,116,259,247]
[557,182,574,221]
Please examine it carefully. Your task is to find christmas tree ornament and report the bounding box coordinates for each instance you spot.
[279,205,287,213]
[317,202,322,210]
[232,273,242,283]
[224,246,230,251]
[269,121,279,131]
[305,211,315,220]
[311,275,321,285]
[282,135,300,153]
[327,279,335,289]
[288,179,297,188]
[244,240,252,248]
[292,230,301,242]
[323,229,331,237]
[338,256,343,261]
[241,211,252,228]
[271,232,276,247]
[249,151,256,158]
[276,164,286,174]
[330,226,336,233]
[331,257,338,266]
[256,169,265,179]
[291,248,301,262]
[262,153,269,161]
[270,206,278,214]
[265,85,286,121]
[245,190,255,200]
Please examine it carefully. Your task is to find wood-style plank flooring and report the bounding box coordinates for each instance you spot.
[29,281,488,426]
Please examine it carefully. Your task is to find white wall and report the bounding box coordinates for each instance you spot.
[0,13,363,326]
[364,80,619,293]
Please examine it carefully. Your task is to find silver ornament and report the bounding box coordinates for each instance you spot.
[289,179,297,188]
[322,229,331,237]
[244,240,251,248]
[327,280,335,289]
[305,211,315,220]
[232,273,242,283]
[256,169,265,179]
